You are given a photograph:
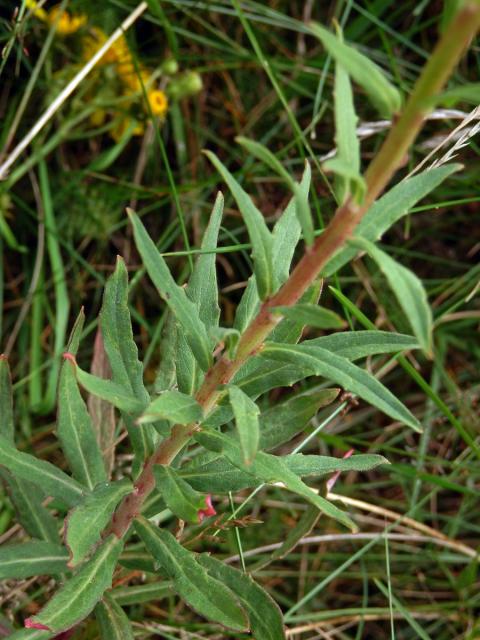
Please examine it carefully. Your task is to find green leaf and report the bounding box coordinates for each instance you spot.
[138,390,203,425]
[187,192,223,329]
[2,473,60,543]
[154,466,211,523]
[323,157,366,202]
[75,367,144,414]
[0,541,68,579]
[177,192,224,394]
[1,356,60,543]
[95,593,134,640]
[305,330,419,359]
[100,257,150,407]
[25,534,123,634]
[180,452,262,493]
[234,330,417,399]
[128,208,212,371]
[111,580,172,605]
[154,311,177,393]
[351,237,433,355]
[324,164,461,276]
[263,343,421,431]
[0,434,84,508]
[57,358,107,490]
[437,82,480,107]
[195,430,356,529]
[236,137,314,246]
[309,21,401,117]
[65,479,132,567]
[5,630,53,640]
[234,164,309,333]
[272,304,346,330]
[0,354,14,441]
[260,389,340,451]
[88,328,116,478]
[134,517,249,631]
[98,257,156,468]
[229,385,260,465]
[204,150,274,299]
[198,554,286,640]
[323,39,362,204]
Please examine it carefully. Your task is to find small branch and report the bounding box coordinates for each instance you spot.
[108,1,480,539]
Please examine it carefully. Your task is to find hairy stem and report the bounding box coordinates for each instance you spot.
[109,1,480,539]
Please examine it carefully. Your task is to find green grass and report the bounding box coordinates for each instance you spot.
[1,1,479,638]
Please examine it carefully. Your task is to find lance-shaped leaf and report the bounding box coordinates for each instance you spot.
[100,257,150,408]
[272,304,346,330]
[263,343,421,431]
[181,447,386,494]
[95,593,134,640]
[177,192,224,394]
[24,534,123,634]
[65,479,132,567]
[75,367,144,414]
[3,474,59,543]
[195,430,356,530]
[234,330,417,400]
[260,389,340,451]
[111,580,172,605]
[324,41,363,203]
[310,21,401,117]
[88,278,154,470]
[137,390,203,426]
[88,328,116,478]
[154,466,213,523]
[305,330,419,360]
[134,518,249,631]
[204,150,274,299]
[128,208,212,371]
[154,310,177,394]
[324,164,461,276]
[351,237,433,355]
[0,541,68,579]
[57,357,107,490]
[236,137,314,246]
[234,164,309,332]
[0,356,60,542]
[0,434,84,507]
[0,354,14,440]
[187,192,223,330]
[228,386,260,465]
[198,554,285,640]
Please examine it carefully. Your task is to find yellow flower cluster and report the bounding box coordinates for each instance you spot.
[26,1,169,139]
[26,0,86,35]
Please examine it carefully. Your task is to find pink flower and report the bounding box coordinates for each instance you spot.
[197,495,216,521]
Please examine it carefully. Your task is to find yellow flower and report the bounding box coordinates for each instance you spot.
[25,0,47,21]
[147,89,168,118]
[47,6,87,35]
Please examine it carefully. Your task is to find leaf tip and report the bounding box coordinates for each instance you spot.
[198,495,216,521]
[62,352,77,365]
[24,618,51,631]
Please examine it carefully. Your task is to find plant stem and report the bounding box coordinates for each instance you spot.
[109,1,480,539]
